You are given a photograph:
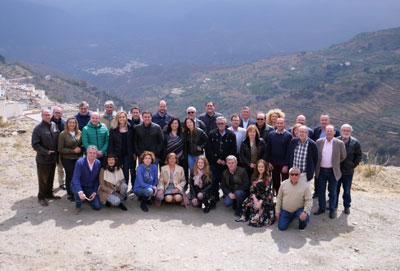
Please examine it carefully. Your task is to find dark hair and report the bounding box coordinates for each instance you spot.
[183,117,197,138]
[205,101,214,106]
[142,110,152,117]
[130,106,140,113]
[102,154,121,169]
[251,159,270,186]
[231,114,240,121]
[166,117,182,136]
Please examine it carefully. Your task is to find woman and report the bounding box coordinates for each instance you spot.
[108,111,134,187]
[156,153,187,206]
[291,123,302,138]
[133,151,158,212]
[236,159,275,227]
[98,155,128,211]
[162,117,184,166]
[266,108,285,128]
[189,156,215,213]
[183,118,208,172]
[239,125,268,178]
[58,117,82,201]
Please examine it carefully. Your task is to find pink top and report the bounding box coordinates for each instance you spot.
[320,138,333,168]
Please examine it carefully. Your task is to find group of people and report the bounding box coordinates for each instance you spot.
[31,99,362,230]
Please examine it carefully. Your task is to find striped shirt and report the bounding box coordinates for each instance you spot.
[293,139,309,172]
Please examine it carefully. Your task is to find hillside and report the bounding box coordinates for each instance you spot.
[0,58,129,110]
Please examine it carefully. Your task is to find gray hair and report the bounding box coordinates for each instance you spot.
[341,123,353,132]
[226,155,237,163]
[216,116,226,123]
[186,106,197,113]
[104,100,115,107]
[289,167,300,174]
[87,145,98,152]
[79,101,89,108]
[241,106,250,111]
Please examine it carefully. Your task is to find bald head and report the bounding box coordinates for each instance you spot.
[296,115,306,125]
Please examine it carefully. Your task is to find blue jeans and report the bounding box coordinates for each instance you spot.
[134,187,154,198]
[71,184,101,210]
[317,168,338,211]
[336,173,353,208]
[278,208,310,230]
[188,154,198,172]
[223,190,247,210]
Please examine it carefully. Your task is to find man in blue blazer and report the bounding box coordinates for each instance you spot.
[312,114,340,141]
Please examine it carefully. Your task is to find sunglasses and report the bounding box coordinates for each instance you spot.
[257,118,265,121]
[187,111,195,114]
[217,123,225,125]
[290,173,299,176]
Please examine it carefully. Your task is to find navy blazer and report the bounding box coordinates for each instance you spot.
[286,138,318,181]
[312,126,340,141]
[239,118,257,129]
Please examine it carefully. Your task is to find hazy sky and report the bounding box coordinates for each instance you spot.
[1,0,400,72]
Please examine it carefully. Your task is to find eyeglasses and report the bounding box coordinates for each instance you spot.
[256,118,265,121]
[187,111,195,114]
[290,173,299,176]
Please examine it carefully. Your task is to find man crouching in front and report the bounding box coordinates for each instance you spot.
[71,145,102,214]
[275,167,312,231]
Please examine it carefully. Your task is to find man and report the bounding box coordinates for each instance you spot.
[288,115,313,138]
[129,106,142,127]
[286,125,318,183]
[81,112,109,163]
[336,124,362,215]
[152,100,172,129]
[314,125,346,219]
[239,106,256,129]
[75,101,91,131]
[51,106,66,190]
[266,118,292,193]
[275,167,312,231]
[206,116,237,200]
[186,106,206,131]
[199,101,223,134]
[100,100,116,130]
[228,114,246,157]
[255,112,274,144]
[71,145,101,214]
[312,114,340,141]
[134,111,163,165]
[31,109,60,206]
[221,155,249,216]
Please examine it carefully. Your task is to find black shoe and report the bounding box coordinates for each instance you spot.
[344,207,350,215]
[314,209,325,215]
[203,206,210,213]
[105,202,111,207]
[140,201,149,212]
[329,210,336,219]
[59,184,66,190]
[146,199,152,205]
[118,203,128,211]
[312,193,318,199]
[67,195,75,202]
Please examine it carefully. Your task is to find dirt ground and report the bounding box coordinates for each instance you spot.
[0,116,399,271]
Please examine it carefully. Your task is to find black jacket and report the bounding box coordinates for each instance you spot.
[134,122,163,157]
[239,137,268,170]
[338,136,362,174]
[198,112,223,134]
[51,116,65,132]
[221,166,249,194]
[129,118,142,127]
[206,128,237,165]
[256,123,274,144]
[189,171,213,199]
[31,121,59,164]
[152,112,172,130]
[108,123,134,167]
[184,127,208,156]
[312,126,341,141]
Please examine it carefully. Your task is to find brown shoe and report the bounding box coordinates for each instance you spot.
[74,207,81,215]
[38,199,48,206]
[47,195,61,200]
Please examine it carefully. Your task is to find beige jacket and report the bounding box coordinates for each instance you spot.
[100,112,116,130]
[98,168,125,204]
[315,137,346,180]
[158,165,186,191]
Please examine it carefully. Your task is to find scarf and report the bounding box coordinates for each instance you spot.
[144,165,153,184]
[193,169,204,188]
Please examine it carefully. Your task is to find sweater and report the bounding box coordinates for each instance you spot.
[82,121,109,154]
[266,130,292,163]
[275,178,312,214]
[133,163,159,193]
[71,157,101,193]
[75,112,92,131]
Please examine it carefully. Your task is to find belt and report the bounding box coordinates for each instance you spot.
[321,167,333,170]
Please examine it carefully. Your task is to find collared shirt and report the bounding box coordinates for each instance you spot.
[219,130,226,137]
[319,129,326,139]
[87,158,95,172]
[320,138,333,168]
[228,126,246,153]
[242,119,249,129]
[293,139,309,172]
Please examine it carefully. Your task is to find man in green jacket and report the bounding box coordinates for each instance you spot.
[82,112,109,163]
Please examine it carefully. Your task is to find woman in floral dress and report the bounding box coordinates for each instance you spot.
[236,159,275,227]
